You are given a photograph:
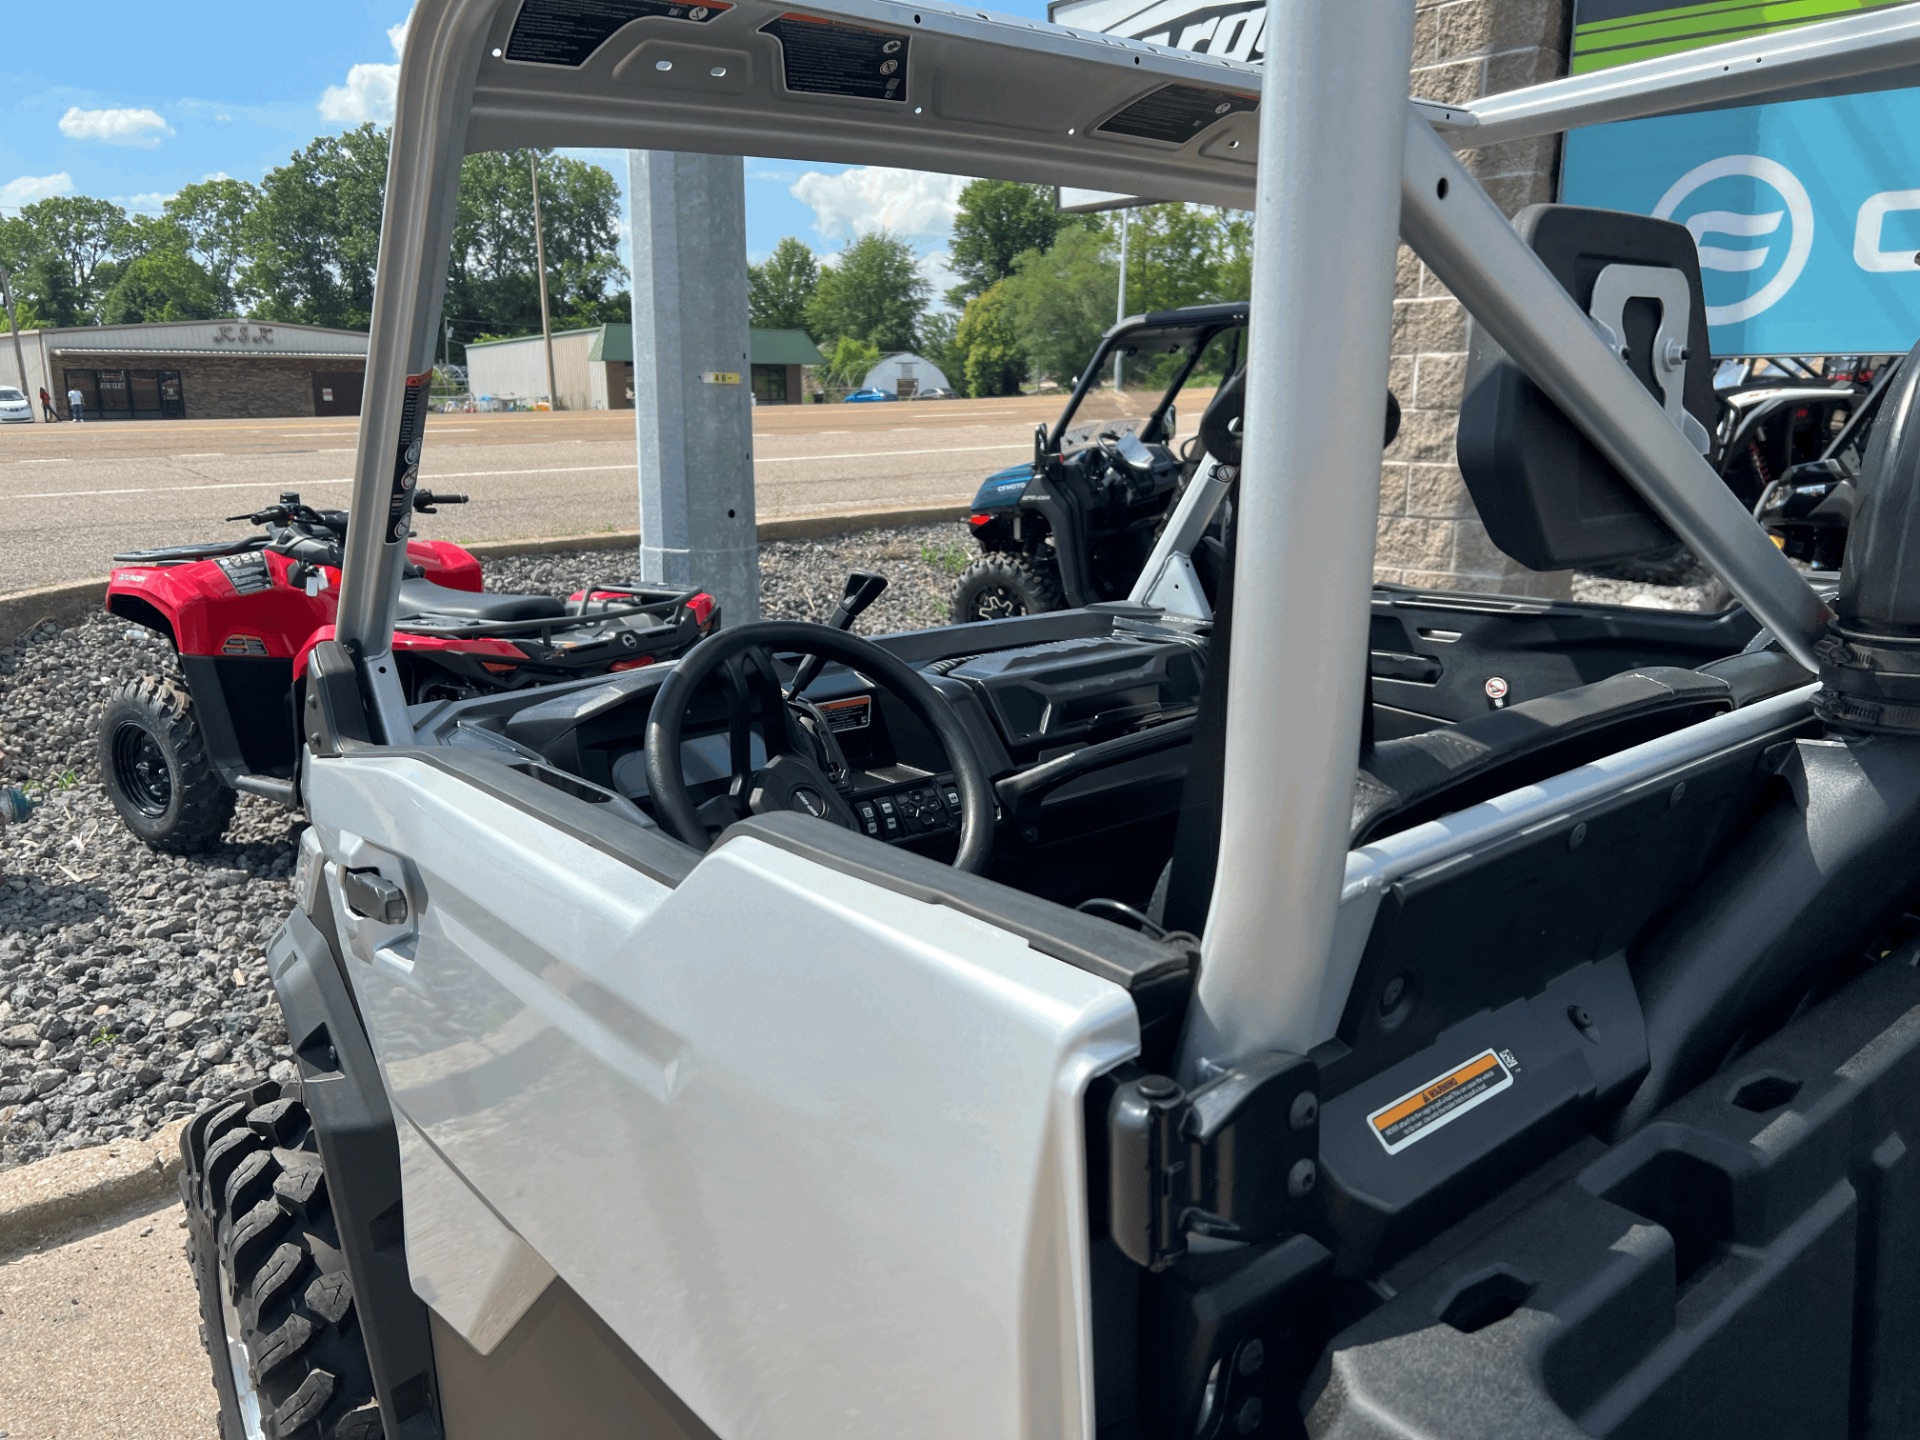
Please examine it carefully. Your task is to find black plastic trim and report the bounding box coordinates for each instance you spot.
[268,898,442,1439]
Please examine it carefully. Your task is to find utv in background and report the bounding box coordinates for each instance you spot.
[950,303,1247,621]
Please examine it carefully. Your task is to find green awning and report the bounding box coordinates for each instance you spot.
[749,328,825,366]
[587,323,822,366]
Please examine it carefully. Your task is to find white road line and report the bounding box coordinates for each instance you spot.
[6,444,1028,500]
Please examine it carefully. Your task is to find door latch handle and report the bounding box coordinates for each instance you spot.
[343,868,408,924]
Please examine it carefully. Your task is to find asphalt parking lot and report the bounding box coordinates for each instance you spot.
[0,393,1139,594]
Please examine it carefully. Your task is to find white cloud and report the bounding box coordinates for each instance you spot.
[58,106,173,147]
[116,191,176,214]
[0,173,76,211]
[917,248,961,305]
[319,17,411,125]
[790,167,962,243]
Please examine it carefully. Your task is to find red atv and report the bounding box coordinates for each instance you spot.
[101,490,715,851]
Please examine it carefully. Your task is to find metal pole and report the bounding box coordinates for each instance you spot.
[1398,114,1831,669]
[0,259,33,420]
[530,152,560,411]
[1178,0,1415,1077]
[1113,208,1129,394]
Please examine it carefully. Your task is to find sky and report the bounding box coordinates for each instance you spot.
[0,0,1059,312]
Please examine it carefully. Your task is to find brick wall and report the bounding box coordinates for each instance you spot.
[1377,0,1572,598]
[55,354,365,420]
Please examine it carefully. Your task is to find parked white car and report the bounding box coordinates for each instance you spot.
[0,386,33,423]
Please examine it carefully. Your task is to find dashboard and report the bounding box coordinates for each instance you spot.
[481,618,1209,860]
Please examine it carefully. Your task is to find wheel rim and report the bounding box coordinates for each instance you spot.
[111,722,172,817]
[217,1251,268,1440]
[972,584,1024,621]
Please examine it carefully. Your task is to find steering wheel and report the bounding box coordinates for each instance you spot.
[644,621,996,872]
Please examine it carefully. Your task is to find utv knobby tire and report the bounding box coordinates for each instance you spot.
[181,1083,385,1440]
[950,553,1065,624]
[99,675,236,852]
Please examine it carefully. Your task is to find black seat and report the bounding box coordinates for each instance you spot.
[396,579,567,624]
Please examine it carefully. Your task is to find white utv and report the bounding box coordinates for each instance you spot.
[175,1,1920,1437]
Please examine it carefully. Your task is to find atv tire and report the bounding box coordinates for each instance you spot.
[181,1083,385,1440]
[99,675,236,852]
[950,553,1065,623]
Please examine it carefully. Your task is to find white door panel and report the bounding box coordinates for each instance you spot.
[306,753,1140,1440]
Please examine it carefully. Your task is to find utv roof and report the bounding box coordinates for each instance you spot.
[1104,301,1249,354]
[449,0,1261,205]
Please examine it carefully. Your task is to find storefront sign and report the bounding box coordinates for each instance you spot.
[1561,0,1920,356]
[211,323,278,346]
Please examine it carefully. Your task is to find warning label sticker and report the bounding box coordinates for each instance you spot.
[1097,83,1258,144]
[1367,1049,1514,1155]
[506,0,730,67]
[760,13,910,103]
[386,372,432,544]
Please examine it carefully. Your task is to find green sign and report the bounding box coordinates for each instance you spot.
[1572,0,1915,74]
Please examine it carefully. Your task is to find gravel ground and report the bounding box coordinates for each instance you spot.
[0,526,970,1169]
[0,523,1710,1170]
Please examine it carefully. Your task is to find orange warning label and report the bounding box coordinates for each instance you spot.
[1367,1049,1514,1155]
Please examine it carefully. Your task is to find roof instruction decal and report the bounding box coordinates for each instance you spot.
[1097,83,1257,144]
[506,0,731,67]
[759,13,910,103]
[1367,1049,1515,1155]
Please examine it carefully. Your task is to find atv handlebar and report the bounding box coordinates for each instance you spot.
[412,489,468,513]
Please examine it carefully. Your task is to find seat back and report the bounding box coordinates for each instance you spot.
[1456,205,1720,571]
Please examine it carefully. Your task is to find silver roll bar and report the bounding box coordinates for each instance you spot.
[1173,0,1416,1077]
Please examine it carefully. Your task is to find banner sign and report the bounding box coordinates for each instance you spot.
[1049,0,1262,212]
[1561,0,1920,356]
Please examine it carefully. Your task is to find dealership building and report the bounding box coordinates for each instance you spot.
[8,320,369,421]
[464,324,824,408]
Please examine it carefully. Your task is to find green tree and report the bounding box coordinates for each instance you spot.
[17,196,130,317]
[947,179,1063,307]
[999,225,1118,386]
[916,309,962,385]
[0,215,85,328]
[823,335,881,390]
[99,249,225,324]
[1123,203,1229,315]
[165,179,261,309]
[748,237,820,331]
[444,149,626,358]
[954,283,1025,397]
[243,124,391,329]
[1212,209,1253,306]
[806,231,927,353]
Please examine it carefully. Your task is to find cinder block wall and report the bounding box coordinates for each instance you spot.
[1377,0,1573,598]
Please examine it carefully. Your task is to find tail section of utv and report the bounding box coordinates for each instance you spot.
[167,3,1920,1440]
[102,491,714,850]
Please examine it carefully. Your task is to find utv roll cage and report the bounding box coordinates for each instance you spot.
[278,5,1920,1436]
[1047,301,1249,452]
[329,0,1920,1081]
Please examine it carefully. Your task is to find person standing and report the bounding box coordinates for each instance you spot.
[37,386,58,422]
[66,385,84,422]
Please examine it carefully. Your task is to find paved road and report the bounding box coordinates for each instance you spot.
[0,393,1143,593]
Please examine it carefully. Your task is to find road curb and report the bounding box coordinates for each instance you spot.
[0,1119,188,1255]
[2,504,969,646]
[0,579,107,649]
